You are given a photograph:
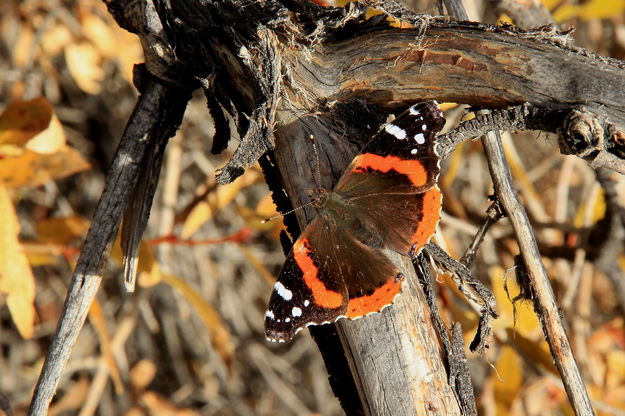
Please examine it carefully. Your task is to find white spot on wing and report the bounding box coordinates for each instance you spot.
[304,300,310,307]
[422,124,428,131]
[292,307,302,317]
[285,318,290,323]
[385,123,407,140]
[409,106,421,115]
[274,281,293,301]
[413,133,425,144]
[265,310,275,319]
[411,149,418,154]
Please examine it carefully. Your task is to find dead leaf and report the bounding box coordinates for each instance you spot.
[130,359,157,391]
[0,97,64,155]
[140,391,197,416]
[0,185,36,338]
[65,41,104,94]
[89,299,124,394]
[162,273,235,370]
[0,146,90,188]
[181,169,260,238]
[36,215,90,244]
[48,378,90,416]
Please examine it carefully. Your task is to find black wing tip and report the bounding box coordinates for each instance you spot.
[396,101,445,132]
[265,325,296,343]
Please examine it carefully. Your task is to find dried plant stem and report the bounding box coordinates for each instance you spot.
[481,129,595,416]
[28,75,189,416]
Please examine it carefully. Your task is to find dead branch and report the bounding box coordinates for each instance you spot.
[482,128,595,415]
[30,0,625,414]
[28,72,191,415]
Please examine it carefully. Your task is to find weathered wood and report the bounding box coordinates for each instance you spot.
[279,23,625,124]
[482,128,595,415]
[273,112,463,415]
[28,73,191,416]
[37,1,625,414]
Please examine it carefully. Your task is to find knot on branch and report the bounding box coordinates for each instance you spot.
[557,108,625,162]
[558,109,605,159]
[557,109,625,172]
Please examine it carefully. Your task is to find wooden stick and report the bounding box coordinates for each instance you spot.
[481,128,595,416]
[28,74,190,416]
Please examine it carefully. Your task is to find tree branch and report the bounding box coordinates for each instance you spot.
[482,128,595,416]
[28,72,190,416]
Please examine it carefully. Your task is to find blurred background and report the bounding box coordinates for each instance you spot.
[0,0,624,415]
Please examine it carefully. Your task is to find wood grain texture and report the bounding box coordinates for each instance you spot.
[29,74,191,416]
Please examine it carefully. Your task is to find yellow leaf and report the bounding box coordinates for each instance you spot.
[12,25,34,68]
[255,192,278,219]
[81,14,118,58]
[36,215,90,244]
[0,146,90,188]
[181,170,260,238]
[162,273,235,369]
[541,0,561,10]
[130,359,157,391]
[0,97,64,155]
[89,299,124,394]
[23,242,61,266]
[111,234,162,288]
[606,350,625,388]
[490,265,541,336]
[506,328,558,375]
[65,41,104,94]
[494,345,524,414]
[40,24,74,57]
[552,0,625,21]
[498,13,514,25]
[0,185,36,338]
[573,186,605,228]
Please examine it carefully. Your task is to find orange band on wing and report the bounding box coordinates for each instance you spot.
[354,154,428,187]
[411,186,441,250]
[294,239,344,309]
[346,277,402,318]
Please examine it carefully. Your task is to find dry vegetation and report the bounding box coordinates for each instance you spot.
[1,0,625,415]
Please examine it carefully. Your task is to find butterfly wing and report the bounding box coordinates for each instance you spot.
[334,101,444,255]
[265,101,445,342]
[265,216,403,342]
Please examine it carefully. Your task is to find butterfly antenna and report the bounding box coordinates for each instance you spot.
[309,134,322,189]
[262,135,323,224]
[261,200,315,224]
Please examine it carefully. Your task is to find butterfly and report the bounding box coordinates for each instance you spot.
[265,101,445,342]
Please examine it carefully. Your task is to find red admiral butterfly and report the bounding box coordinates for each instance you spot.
[265,101,445,342]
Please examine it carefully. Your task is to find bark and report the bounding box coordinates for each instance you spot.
[30,1,625,414]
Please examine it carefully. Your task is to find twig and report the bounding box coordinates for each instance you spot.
[28,73,190,416]
[424,243,497,354]
[481,128,595,416]
[450,323,477,416]
[593,169,625,317]
[459,199,505,267]
[437,104,625,175]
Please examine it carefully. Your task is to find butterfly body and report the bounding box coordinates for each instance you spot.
[265,101,445,342]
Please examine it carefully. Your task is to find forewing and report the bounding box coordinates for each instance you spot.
[340,101,445,193]
[334,101,444,255]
